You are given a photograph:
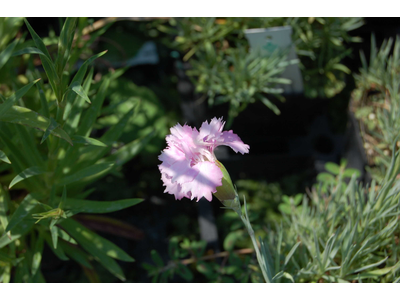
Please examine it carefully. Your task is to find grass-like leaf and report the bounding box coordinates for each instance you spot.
[0,37,19,70]
[61,240,92,269]
[24,19,60,98]
[9,166,46,189]
[57,162,114,186]
[71,135,108,147]
[70,50,107,85]
[40,117,59,144]
[0,150,11,164]
[55,17,77,75]
[43,232,69,261]
[70,82,91,104]
[100,130,156,167]
[0,106,73,145]
[0,79,40,119]
[5,194,41,233]
[63,198,143,215]
[76,77,110,137]
[0,218,36,248]
[31,235,44,276]
[61,218,134,262]
[0,185,10,231]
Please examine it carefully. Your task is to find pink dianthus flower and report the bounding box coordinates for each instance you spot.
[158,117,249,202]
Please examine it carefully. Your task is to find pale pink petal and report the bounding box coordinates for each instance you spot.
[198,117,224,141]
[218,130,250,154]
[159,159,199,185]
[167,124,199,157]
[180,161,223,202]
[161,173,187,200]
[158,146,185,165]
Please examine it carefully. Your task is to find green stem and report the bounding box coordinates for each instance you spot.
[233,204,270,283]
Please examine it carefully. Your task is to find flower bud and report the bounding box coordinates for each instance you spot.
[214,160,240,210]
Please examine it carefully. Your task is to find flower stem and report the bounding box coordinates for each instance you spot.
[232,198,270,283]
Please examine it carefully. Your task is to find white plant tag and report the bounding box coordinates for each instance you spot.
[245,26,304,95]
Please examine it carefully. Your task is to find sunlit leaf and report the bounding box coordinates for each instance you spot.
[0,79,40,119]
[31,235,44,276]
[71,135,107,147]
[0,37,19,70]
[57,162,114,186]
[9,166,46,189]
[5,194,41,233]
[0,150,11,164]
[0,106,73,145]
[40,117,59,144]
[63,198,143,215]
[70,81,91,104]
[61,218,134,262]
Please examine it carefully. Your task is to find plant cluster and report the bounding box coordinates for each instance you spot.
[150,17,363,127]
[352,35,400,181]
[0,18,157,282]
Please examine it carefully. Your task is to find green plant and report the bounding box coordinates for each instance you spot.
[0,18,154,282]
[289,17,363,98]
[187,45,293,127]
[154,17,363,126]
[352,35,400,180]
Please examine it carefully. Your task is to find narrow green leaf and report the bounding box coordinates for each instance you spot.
[24,19,59,97]
[31,235,44,276]
[61,240,92,269]
[40,117,59,144]
[260,97,280,115]
[57,162,114,186]
[99,131,156,167]
[101,105,136,144]
[0,251,24,266]
[13,123,44,167]
[9,166,45,189]
[0,79,40,119]
[0,37,19,70]
[43,232,69,261]
[64,67,94,131]
[0,186,10,231]
[70,50,107,85]
[0,150,11,164]
[63,198,143,215]
[5,194,40,233]
[350,256,389,274]
[35,78,50,118]
[0,219,35,248]
[57,227,77,244]
[284,241,301,266]
[55,17,77,75]
[50,221,58,249]
[71,135,108,147]
[70,82,91,104]
[60,185,67,210]
[0,106,73,145]
[76,77,110,137]
[61,218,134,262]
[12,46,46,57]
